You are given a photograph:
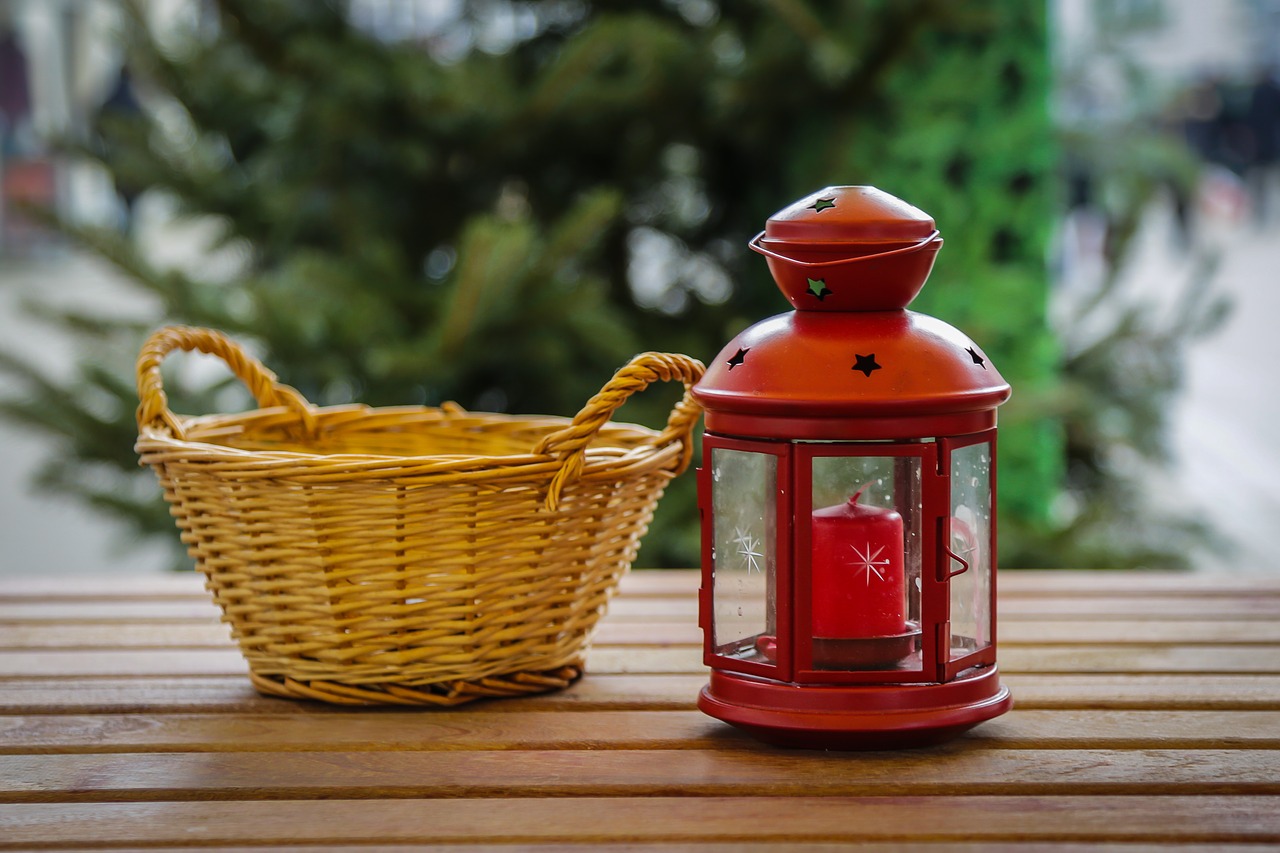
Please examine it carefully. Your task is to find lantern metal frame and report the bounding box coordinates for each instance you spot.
[696,426,1008,748]
[698,431,1000,674]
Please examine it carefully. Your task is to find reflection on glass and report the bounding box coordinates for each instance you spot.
[711,448,776,663]
[949,441,993,660]
[810,454,923,671]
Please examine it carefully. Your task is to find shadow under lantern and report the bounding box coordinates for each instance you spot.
[693,186,1013,749]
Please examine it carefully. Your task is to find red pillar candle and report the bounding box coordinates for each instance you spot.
[811,490,907,638]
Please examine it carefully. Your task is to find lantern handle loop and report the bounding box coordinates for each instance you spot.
[749,229,940,268]
[944,546,970,579]
[136,325,319,441]
[535,352,705,512]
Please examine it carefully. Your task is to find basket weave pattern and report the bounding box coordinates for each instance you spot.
[136,326,704,705]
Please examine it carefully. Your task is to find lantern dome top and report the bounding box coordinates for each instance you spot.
[692,310,1010,439]
[696,186,1009,440]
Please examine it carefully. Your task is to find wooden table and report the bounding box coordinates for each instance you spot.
[2,569,1279,849]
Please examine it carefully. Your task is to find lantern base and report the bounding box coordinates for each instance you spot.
[698,665,1011,750]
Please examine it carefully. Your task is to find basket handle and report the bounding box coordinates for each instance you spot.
[136,325,318,440]
[534,352,705,512]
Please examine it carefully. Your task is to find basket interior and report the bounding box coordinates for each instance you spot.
[181,405,660,460]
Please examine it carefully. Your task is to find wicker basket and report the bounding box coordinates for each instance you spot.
[135,326,704,706]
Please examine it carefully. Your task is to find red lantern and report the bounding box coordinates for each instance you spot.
[693,186,1012,749]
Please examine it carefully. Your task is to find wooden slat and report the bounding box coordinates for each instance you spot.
[618,569,1280,597]
[0,846,1238,853]
[2,797,1278,845]
[0,574,207,598]
[0,710,729,754]
[0,649,250,678]
[0,676,311,715]
[4,569,1279,600]
[0,622,236,649]
[998,620,1280,645]
[6,619,1280,650]
[6,748,1280,803]
[5,672,1280,714]
[1004,674,1280,709]
[5,595,1279,623]
[996,598,1280,619]
[665,613,1246,641]
[3,643,1279,680]
[2,709,1280,755]
[960,709,1280,747]
[617,569,700,595]
[999,571,1280,596]
[0,570,698,600]
[998,645,1280,673]
[0,675,705,714]
[0,600,222,622]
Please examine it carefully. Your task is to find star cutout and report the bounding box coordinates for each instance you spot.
[727,347,749,370]
[806,278,832,300]
[966,347,987,369]
[807,197,836,213]
[852,353,881,376]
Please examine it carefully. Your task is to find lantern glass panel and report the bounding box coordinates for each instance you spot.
[949,440,993,659]
[710,447,777,662]
[809,453,923,671]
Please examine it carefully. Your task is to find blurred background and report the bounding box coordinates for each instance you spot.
[0,0,1277,575]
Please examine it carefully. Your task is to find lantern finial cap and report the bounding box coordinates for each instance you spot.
[750,186,942,312]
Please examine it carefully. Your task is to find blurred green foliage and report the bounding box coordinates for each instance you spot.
[6,0,1074,568]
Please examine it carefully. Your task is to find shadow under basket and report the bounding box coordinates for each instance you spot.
[134,326,705,706]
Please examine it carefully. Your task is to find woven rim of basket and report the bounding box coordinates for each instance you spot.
[136,407,684,479]
[135,327,705,512]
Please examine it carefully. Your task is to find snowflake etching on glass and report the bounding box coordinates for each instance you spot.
[733,525,765,574]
